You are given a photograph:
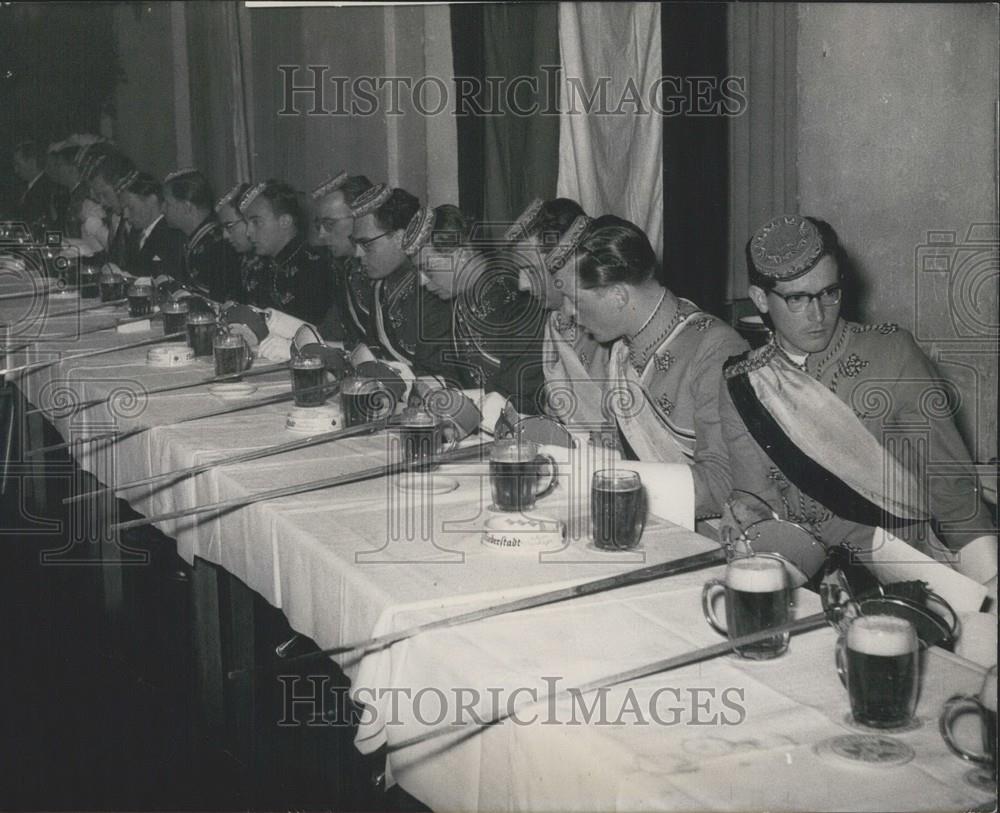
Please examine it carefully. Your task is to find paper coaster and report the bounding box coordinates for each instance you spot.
[841,712,923,735]
[209,382,258,400]
[813,734,914,768]
[395,473,459,495]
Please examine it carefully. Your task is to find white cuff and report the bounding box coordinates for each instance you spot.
[955,534,999,585]
[478,391,507,435]
[265,308,308,341]
[624,462,696,532]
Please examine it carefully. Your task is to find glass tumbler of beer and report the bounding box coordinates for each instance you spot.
[701,555,791,660]
[939,664,997,782]
[100,271,126,303]
[591,469,645,550]
[213,332,252,379]
[489,439,557,512]
[836,614,920,729]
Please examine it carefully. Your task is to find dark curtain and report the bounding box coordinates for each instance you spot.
[451,3,560,230]
[661,2,729,317]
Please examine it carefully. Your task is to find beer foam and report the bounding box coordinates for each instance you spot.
[847,615,918,657]
[726,556,786,593]
[982,670,997,713]
[492,443,536,463]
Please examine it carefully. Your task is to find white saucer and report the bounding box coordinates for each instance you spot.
[210,382,258,400]
[395,473,460,494]
[481,509,565,554]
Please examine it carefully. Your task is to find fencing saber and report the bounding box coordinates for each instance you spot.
[0,284,90,302]
[23,380,342,457]
[0,331,186,377]
[227,547,730,680]
[385,610,832,756]
[26,360,291,417]
[63,419,386,505]
[40,298,129,319]
[112,440,494,533]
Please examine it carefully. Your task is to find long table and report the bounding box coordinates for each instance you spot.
[3,287,997,811]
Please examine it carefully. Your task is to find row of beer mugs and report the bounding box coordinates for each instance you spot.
[702,554,996,779]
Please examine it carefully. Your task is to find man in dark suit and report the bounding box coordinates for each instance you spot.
[11,140,58,228]
[117,171,186,280]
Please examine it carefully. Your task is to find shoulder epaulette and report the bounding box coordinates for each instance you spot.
[723,342,777,379]
[850,322,899,335]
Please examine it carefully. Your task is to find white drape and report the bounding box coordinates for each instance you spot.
[557,3,663,259]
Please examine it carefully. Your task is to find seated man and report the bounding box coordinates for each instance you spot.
[309,171,375,345]
[11,139,58,228]
[163,169,241,302]
[239,179,332,325]
[719,214,996,590]
[412,203,548,419]
[347,184,457,380]
[554,215,748,520]
[116,170,185,280]
[87,147,137,269]
[215,182,264,306]
[508,198,613,430]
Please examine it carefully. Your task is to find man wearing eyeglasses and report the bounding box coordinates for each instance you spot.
[346,184,457,380]
[309,172,375,345]
[720,214,996,594]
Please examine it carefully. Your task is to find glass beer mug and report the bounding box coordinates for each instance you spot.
[393,409,458,464]
[836,614,920,729]
[702,555,792,660]
[126,282,153,317]
[591,469,645,550]
[340,376,397,427]
[160,300,190,336]
[186,312,216,357]
[290,356,328,407]
[213,332,253,379]
[489,439,557,512]
[939,665,997,782]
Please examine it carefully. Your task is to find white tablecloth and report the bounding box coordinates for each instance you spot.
[4,291,997,812]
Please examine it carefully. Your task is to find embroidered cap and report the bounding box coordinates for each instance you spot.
[503,197,544,243]
[349,183,392,218]
[310,170,348,201]
[113,169,141,195]
[402,207,435,257]
[238,181,267,213]
[216,181,248,211]
[749,215,824,282]
[544,215,592,274]
[164,167,198,184]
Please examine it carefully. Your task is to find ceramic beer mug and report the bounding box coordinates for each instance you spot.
[702,555,792,660]
[836,613,920,729]
[489,439,557,512]
[939,664,997,782]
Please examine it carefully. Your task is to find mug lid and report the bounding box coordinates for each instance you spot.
[161,300,189,312]
[291,355,324,368]
[127,283,152,294]
[186,312,216,324]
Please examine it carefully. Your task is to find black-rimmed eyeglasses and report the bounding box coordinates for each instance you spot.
[768,283,843,313]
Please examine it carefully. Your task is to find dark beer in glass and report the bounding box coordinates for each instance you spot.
[843,615,919,728]
[702,556,791,660]
[591,469,644,549]
[186,312,216,356]
[291,356,327,406]
[127,283,153,317]
[100,272,127,303]
[489,439,556,512]
[213,333,251,378]
[340,377,395,427]
[161,300,190,336]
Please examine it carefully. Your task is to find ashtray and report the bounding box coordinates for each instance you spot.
[481,507,565,554]
[147,343,194,367]
[285,404,339,434]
